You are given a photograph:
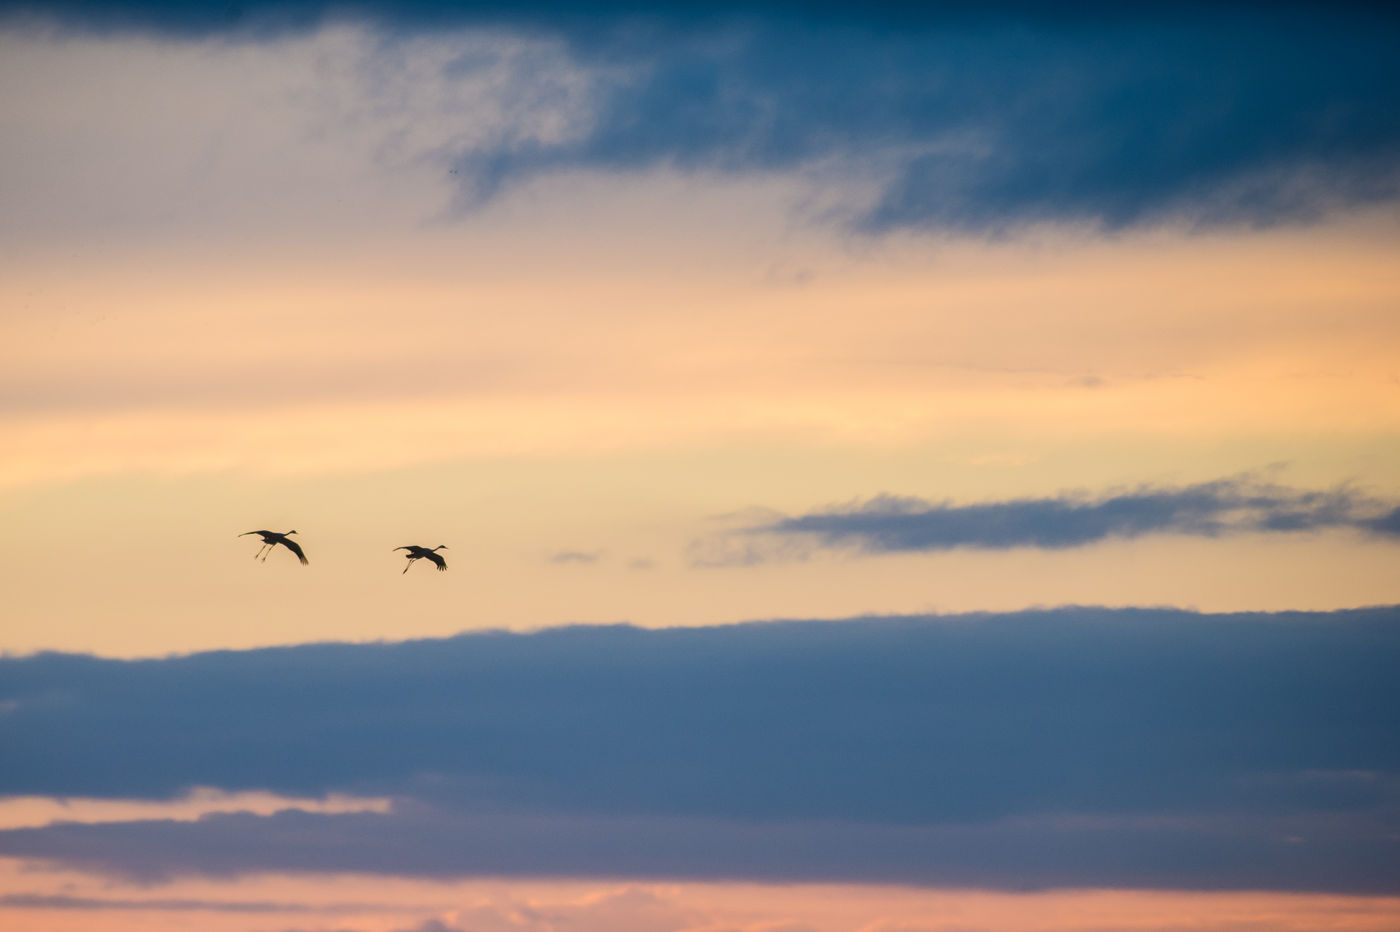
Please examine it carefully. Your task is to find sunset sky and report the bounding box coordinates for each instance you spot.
[2,2,1399,930]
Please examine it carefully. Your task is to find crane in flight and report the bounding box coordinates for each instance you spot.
[395,545,448,573]
[240,530,309,565]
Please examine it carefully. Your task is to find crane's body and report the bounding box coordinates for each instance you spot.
[395,545,448,573]
[240,529,308,565]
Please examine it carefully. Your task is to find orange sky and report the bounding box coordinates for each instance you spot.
[3,208,1400,655]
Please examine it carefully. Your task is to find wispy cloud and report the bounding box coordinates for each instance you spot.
[692,478,1400,565]
[0,789,389,830]
[2,608,1398,889]
[549,550,603,565]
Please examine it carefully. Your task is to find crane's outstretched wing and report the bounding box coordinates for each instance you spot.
[278,537,309,565]
[425,551,447,571]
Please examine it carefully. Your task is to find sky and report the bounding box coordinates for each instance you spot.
[2,1,1399,930]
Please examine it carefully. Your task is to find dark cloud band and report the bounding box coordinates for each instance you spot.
[1,608,1398,887]
[3,1,1393,34]
[4,2,1397,232]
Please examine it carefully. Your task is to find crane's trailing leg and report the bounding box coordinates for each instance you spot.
[241,529,309,565]
[395,544,449,574]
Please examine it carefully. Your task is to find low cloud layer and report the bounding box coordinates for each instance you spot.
[694,479,1400,564]
[4,2,1397,233]
[0,893,383,914]
[2,607,1398,889]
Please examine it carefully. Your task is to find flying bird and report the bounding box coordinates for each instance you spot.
[395,545,448,573]
[240,529,308,565]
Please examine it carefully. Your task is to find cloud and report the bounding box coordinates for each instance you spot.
[1362,506,1400,537]
[7,1,1395,38]
[0,788,389,829]
[4,2,1397,232]
[447,7,1400,233]
[1,608,1398,888]
[550,550,604,564]
[696,478,1400,563]
[3,800,1397,891]
[0,893,384,913]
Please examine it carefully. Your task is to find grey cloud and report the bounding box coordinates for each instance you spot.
[447,12,1400,233]
[3,3,1396,233]
[707,479,1400,562]
[5,608,1399,820]
[1362,506,1400,537]
[1,607,1399,890]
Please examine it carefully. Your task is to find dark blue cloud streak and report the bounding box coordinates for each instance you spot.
[4,1,1397,232]
[452,10,1400,232]
[1,607,1398,888]
[731,480,1399,558]
[4,802,1397,891]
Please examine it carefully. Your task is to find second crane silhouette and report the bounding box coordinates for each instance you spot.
[240,530,309,565]
[395,545,448,573]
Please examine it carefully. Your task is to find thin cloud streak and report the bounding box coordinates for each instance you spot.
[695,478,1400,564]
[549,550,603,564]
[0,790,390,830]
[0,893,389,914]
[4,805,1398,892]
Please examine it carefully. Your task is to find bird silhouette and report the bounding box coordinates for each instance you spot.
[240,530,308,565]
[395,545,448,573]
